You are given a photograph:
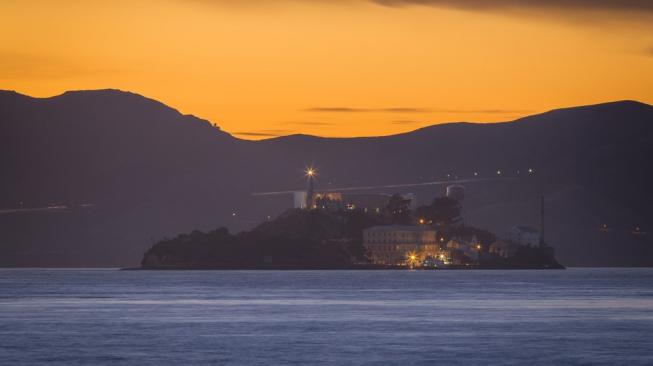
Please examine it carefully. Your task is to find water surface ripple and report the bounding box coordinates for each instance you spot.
[1,268,652,365]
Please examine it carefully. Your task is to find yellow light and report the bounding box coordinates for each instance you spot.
[419,218,425,224]
[306,168,315,177]
[476,245,482,250]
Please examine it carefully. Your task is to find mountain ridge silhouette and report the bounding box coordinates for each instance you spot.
[1,89,651,266]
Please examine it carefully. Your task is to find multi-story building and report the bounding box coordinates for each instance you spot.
[363,225,437,265]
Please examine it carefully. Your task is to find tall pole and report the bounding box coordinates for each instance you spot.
[539,195,545,247]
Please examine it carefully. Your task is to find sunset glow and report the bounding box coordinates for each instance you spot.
[2,0,652,139]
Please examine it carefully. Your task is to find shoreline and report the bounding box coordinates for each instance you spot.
[125,264,566,270]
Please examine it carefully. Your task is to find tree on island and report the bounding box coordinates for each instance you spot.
[416,197,462,227]
[452,225,497,254]
[386,193,412,225]
[141,208,378,268]
[140,191,563,269]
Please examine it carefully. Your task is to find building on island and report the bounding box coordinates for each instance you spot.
[363,225,437,265]
[446,235,482,262]
[293,191,308,209]
[509,226,540,247]
[489,240,520,258]
[445,184,465,202]
[294,191,417,212]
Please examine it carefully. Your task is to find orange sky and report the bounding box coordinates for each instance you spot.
[1,0,652,139]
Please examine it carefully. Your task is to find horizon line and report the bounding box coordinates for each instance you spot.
[3,88,650,141]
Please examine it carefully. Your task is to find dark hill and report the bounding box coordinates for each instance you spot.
[1,90,651,266]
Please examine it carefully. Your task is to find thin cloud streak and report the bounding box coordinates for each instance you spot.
[190,0,653,12]
[304,107,364,113]
[371,0,653,12]
[233,129,295,137]
[305,107,533,114]
[234,132,281,137]
[280,120,337,126]
[383,107,431,113]
[391,120,422,124]
[303,107,431,113]
[195,0,653,13]
[440,109,534,114]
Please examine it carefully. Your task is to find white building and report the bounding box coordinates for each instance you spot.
[293,191,308,209]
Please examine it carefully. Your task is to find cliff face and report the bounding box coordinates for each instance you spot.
[1,90,652,266]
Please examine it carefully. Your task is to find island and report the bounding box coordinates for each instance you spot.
[139,192,564,270]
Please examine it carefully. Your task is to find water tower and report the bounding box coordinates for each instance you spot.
[446,184,465,202]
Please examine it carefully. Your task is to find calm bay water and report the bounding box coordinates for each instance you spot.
[0,268,652,365]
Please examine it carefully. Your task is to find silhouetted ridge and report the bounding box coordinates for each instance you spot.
[0,90,33,107]
[1,91,651,267]
[57,89,178,116]
[513,100,653,125]
[0,90,23,97]
[1,88,229,135]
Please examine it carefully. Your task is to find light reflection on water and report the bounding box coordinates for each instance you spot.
[1,268,652,365]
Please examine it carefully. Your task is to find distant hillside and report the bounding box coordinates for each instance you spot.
[1,90,652,266]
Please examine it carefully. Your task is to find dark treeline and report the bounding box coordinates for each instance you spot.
[140,196,522,268]
[142,208,376,268]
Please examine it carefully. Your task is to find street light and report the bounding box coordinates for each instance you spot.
[405,251,419,269]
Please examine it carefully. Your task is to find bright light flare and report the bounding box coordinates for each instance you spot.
[406,251,418,263]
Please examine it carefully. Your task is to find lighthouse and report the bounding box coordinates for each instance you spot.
[539,195,546,248]
[305,167,316,209]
